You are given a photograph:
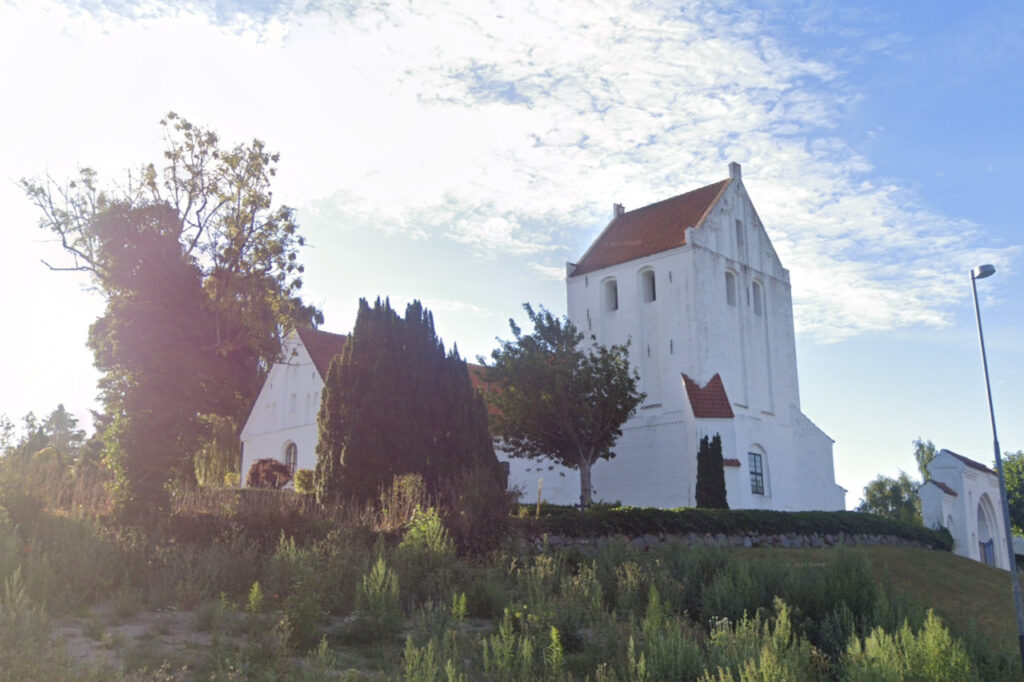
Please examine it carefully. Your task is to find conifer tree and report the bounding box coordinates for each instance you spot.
[695,433,728,509]
[314,298,497,504]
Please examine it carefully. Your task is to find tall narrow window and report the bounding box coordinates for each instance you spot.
[749,452,764,495]
[752,280,763,316]
[641,270,656,302]
[725,271,737,307]
[735,219,744,250]
[604,279,619,311]
[284,442,298,473]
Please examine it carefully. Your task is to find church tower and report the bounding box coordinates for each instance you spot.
[504,163,845,510]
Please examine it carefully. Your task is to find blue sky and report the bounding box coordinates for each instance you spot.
[1,0,1020,507]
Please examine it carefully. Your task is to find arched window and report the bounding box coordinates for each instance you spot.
[640,269,656,303]
[725,271,737,307]
[748,447,766,495]
[284,442,297,473]
[752,280,763,316]
[603,279,619,311]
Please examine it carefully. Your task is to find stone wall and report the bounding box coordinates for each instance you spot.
[524,531,941,554]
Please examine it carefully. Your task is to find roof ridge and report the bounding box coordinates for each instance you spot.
[621,178,729,219]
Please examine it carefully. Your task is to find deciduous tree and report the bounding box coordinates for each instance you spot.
[1001,450,1024,534]
[22,114,320,513]
[485,304,644,508]
[856,472,921,524]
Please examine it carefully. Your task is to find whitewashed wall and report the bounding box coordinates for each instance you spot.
[921,450,1010,569]
[239,331,323,485]
[550,167,844,511]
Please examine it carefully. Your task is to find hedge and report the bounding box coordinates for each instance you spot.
[512,505,954,552]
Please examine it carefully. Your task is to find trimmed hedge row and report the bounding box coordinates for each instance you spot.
[512,505,954,552]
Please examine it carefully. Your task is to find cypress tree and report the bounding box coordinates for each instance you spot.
[695,433,729,509]
[314,297,497,504]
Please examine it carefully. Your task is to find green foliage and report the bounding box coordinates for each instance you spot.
[246,457,292,490]
[1001,450,1024,534]
[393,507,457,607]
[315,297,498,505]
[353,556,403,640]
[633,586,704,681]
[486,303,645,507]
[696,434,729,509]
[294,468,315,495]
[22,113,320,514]
[913,438,937,482]
[516,505,953,551]
[842,610,978,681]
[856,472,922,525]
[224,472,240,488]
[702,599,829,681]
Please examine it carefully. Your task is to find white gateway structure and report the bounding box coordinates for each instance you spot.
[500,163,846,510]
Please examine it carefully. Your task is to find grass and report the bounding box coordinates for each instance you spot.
[735,544,1020,661]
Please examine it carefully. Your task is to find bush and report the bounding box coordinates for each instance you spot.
[842,610,978,681]
[224,472,240,488]
[515,506,954,551]
[294,469,314,495]
[246,458,292,490]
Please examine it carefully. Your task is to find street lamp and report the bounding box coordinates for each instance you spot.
[970,263,1024,669]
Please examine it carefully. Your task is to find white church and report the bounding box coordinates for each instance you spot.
[241,163,846,511]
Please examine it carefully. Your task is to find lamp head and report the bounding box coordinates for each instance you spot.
[973,264,996,280]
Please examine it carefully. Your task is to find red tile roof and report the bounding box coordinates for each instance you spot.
[923,479,958,496]
[682,372,734,419]
[946,450,997,476]
[723,458,741,468]
[468,364,502,417]
[295,327,347,379]
[570,179,731,276]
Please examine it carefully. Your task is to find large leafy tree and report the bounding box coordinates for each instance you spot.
[21,114,320,513]
[485,304,644,508]
[315,298,497,505]
[856,472,921,524]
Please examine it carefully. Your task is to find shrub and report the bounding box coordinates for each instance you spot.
[842,610,978,681]
[224,472,240,488]
[246,458,292,490]
[515,506,954,551]
[351,556,402,640]
[294,469,315,495]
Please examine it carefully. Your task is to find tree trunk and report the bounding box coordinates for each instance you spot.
[579,458,593,508]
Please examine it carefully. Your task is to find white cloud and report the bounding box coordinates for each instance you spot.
[6,0,1017,343]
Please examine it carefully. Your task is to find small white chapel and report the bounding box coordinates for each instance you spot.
[240,163,846,512]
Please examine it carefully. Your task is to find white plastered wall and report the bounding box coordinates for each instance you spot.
[239,331,324,486]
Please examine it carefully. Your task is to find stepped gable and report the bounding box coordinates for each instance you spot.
[570,178,730,276]
[295,327,347,379]
[682,372,734,419]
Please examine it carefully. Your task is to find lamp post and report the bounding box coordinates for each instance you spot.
[970,263,1024,670]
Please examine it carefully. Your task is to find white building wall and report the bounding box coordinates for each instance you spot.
[554,169,844,511]
[239,331,324,485]
[923,450,1010,569]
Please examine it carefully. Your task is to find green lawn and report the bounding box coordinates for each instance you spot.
[735,544,1019,659]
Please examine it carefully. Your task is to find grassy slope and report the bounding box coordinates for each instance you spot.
[736,544,1018,658]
